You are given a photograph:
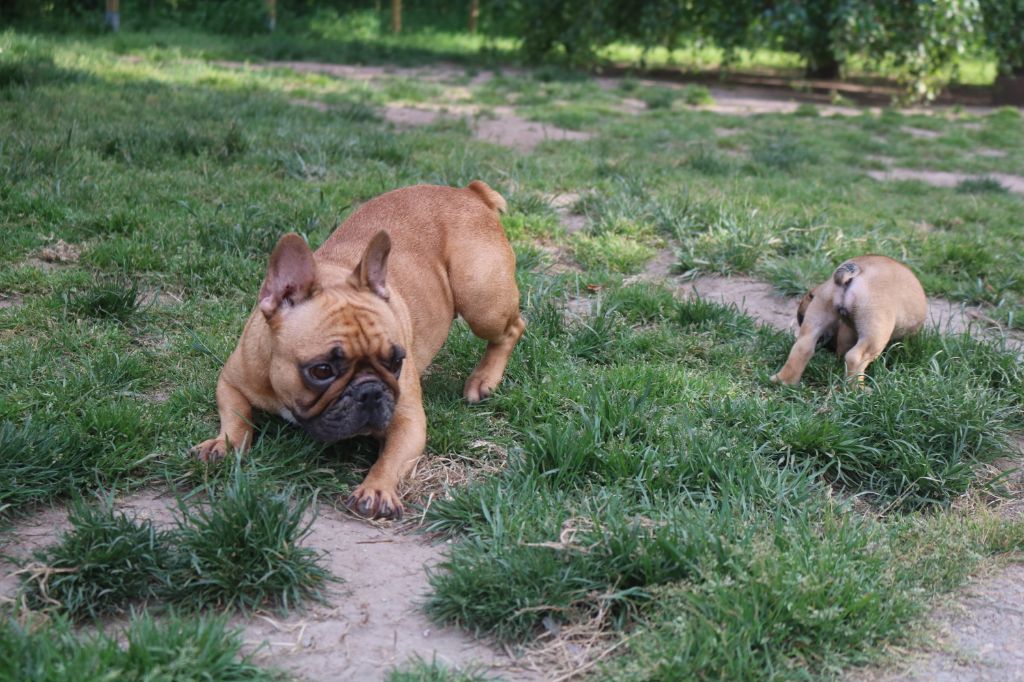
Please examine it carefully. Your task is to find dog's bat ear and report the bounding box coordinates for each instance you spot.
[350,231,391,301]
[258,233,316,319]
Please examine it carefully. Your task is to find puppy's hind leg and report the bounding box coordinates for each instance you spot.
[834,320,857,358]
[844,316,894,387]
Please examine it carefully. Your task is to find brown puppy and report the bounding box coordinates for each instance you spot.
[770,255,926,386]
[192,182,526,520]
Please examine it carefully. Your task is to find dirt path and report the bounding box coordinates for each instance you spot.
[0,490,534,681]
[850,563,1024,682]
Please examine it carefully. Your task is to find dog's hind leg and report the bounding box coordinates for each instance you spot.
[460,300,526,404]
[844,315,894,387]
[452,250,526,403]
[834,320,857,358]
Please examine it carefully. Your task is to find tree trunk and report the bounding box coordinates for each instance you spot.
[105,0,120,31]
[391,0,402,34]
[805,51,841,80]
[993,69,1024,105]
[265,0,277,31]
[469,0,479,33]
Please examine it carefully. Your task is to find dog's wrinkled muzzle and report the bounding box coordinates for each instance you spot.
[298,375,396,442]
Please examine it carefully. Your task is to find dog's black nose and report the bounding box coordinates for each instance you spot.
[355,382,384,410]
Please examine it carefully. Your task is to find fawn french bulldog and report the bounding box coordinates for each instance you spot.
[193,182,525,519]
[771,255,926,386]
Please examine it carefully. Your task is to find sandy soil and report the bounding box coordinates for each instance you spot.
[868,168,1024,194]
[850,564,1024,682]
[547,192,587,233]
[473,106,592,152]
[0,490,534,681]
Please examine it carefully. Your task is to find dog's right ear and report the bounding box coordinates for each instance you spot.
[258,233,316,319]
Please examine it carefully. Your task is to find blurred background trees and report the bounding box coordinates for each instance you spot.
[1,0,1021,100]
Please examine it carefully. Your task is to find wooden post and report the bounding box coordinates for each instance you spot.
[266,0,277,31]
[469,0,479,33]
[105,0,120,31]
[391,0,402,34]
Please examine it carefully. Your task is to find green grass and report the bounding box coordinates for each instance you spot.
[387,657,489,682]
[20,466,331,619]
[1,25,1022,680]
[21,495,174,620]
[0,612,278,681]
[166,464,331,612]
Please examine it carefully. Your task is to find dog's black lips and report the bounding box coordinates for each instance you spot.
[299,377,396,442]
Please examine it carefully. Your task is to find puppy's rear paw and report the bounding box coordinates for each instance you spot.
[191,437,228,462]
[464,374,497,404]
[345,484,404,521]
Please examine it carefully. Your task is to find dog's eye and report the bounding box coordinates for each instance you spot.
[387,345,405,377]
[307,363,335,382]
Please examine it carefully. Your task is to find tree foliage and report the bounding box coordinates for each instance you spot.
[979,0,1024,75]
[2,0,1021,98]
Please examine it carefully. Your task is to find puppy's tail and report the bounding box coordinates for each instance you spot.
[467,180,507,214]
[833,261,860,288]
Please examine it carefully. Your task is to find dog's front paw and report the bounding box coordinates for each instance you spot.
[345,484,404,521]
[191,437,229,462]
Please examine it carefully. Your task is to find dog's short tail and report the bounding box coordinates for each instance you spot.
[467,180,507,214]
[833,261,860,288]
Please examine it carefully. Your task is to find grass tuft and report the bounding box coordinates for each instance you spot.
[61,278,142,321]
[955,176,1008,194]
[22,495,174,620]
[0,420,81,518]
[165,463,331,612]
[0,612,276,681]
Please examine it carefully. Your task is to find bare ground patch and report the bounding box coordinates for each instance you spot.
[849,564,1024,682]
[238,505,533,681]
[474,107,592,152]
[868,168,1024,194]
[901,126,942,139]
[38,239,81,264]
[0,293,23,309]
[0,488,533,681]
[548,191,588,234]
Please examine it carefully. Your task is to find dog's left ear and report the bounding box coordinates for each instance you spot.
[350,231,391,301]
[259,233,317,319]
